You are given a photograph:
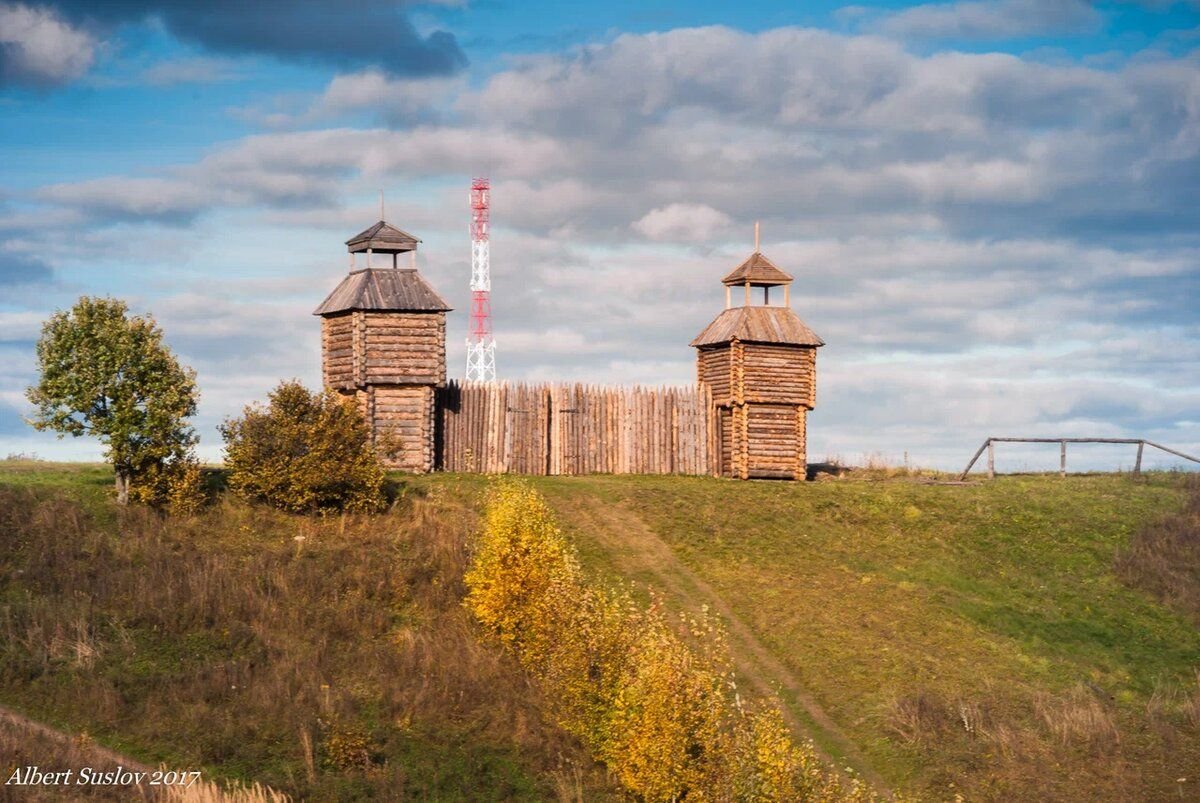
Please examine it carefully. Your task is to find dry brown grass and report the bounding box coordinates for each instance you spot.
[0,483,616,800]
[886,692,954,747]
[882,681,1185,799]
[1115,474,1200,622]
[1034,686,1121,753]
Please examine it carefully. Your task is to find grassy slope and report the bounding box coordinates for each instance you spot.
[0,463,614,802]
[406,472,1200,802]
[6,462,1198,801]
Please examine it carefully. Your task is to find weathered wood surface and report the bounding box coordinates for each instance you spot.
[313,267,450,315]
[348,385,436,473]
[363,312,446,387]
[690,307,824,348]
[741,343,816,407]
[437,381,713,476]
[322,310,447,393]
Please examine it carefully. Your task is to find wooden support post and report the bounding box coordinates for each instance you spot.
[1134,441,1144,476]
[725,285,731,309]
[1060,441,1066,477]
[743,280,751,307]
[987,439,995,479]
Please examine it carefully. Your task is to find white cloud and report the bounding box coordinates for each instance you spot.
[0,2,95,86]
[5,24,1200,468]
[876,0,1100,40]
[314,70,462,120]
[140,56,243,86]
[633,203,732,241]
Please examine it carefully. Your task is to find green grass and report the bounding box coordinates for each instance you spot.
[408,470,1200,801]
[6,461,1199,801]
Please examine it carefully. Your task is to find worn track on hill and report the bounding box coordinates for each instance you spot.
[0,703,157,801]
[554,495,889,792]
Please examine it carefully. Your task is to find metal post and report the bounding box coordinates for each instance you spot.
[987,439,995,479]
[1060,441,1066,477]
[1134,441,1144,476]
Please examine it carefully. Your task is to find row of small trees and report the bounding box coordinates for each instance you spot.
[26,296,385,513]
[465,481,879,802]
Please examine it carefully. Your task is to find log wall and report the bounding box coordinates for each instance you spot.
[742,344,816,407]
[696,348,732,405]
[704,339,817,480]
[437,381,713,476]
[321,313,355,390]
[745,403,804,479]
[372,385,436,473]
[363,312,446,386]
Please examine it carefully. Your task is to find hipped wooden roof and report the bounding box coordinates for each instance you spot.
[313,268,451,315]
[691,306,823,348]
[346,221,420,254]
[722,252,793,287]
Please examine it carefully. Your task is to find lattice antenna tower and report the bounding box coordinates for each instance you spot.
[465,177,496,381]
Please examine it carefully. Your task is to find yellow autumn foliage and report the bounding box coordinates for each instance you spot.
[465,480,882,802]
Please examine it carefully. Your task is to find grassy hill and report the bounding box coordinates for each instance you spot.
[2,461,1198,801]
[412,470,1200,801]
[0,461,617,801]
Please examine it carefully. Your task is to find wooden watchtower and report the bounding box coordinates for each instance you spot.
[314,221,451,472]
[691,244,823,479]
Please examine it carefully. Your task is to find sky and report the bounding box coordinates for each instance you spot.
[1,0,1198,472]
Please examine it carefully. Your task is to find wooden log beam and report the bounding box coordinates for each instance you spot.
[959,438,992,481]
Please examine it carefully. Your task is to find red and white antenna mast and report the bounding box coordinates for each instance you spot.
[465,177,496,381]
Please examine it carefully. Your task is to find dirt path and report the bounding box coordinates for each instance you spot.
[0,704,156,801]
[555,495,890,792]
[0,704,156,774]
[0,705,287,802]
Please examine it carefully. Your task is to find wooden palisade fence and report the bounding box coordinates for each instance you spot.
[438,381,714,476]
[960,437,1200,480]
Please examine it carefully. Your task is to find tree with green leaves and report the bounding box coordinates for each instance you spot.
[220,381,386,513]
[26,296,199,505]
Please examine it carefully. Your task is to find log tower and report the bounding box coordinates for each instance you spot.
[314,220,451,472]
[691,243,824,480]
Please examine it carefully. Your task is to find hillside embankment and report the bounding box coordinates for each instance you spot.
[3,461,1199,801]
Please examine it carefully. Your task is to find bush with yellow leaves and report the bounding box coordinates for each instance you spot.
[129,452,208,515]
[465,480,879,802]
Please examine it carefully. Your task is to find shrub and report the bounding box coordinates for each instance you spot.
[220,381,385,513]
[129,453,208,515]
[465,480,875,801]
